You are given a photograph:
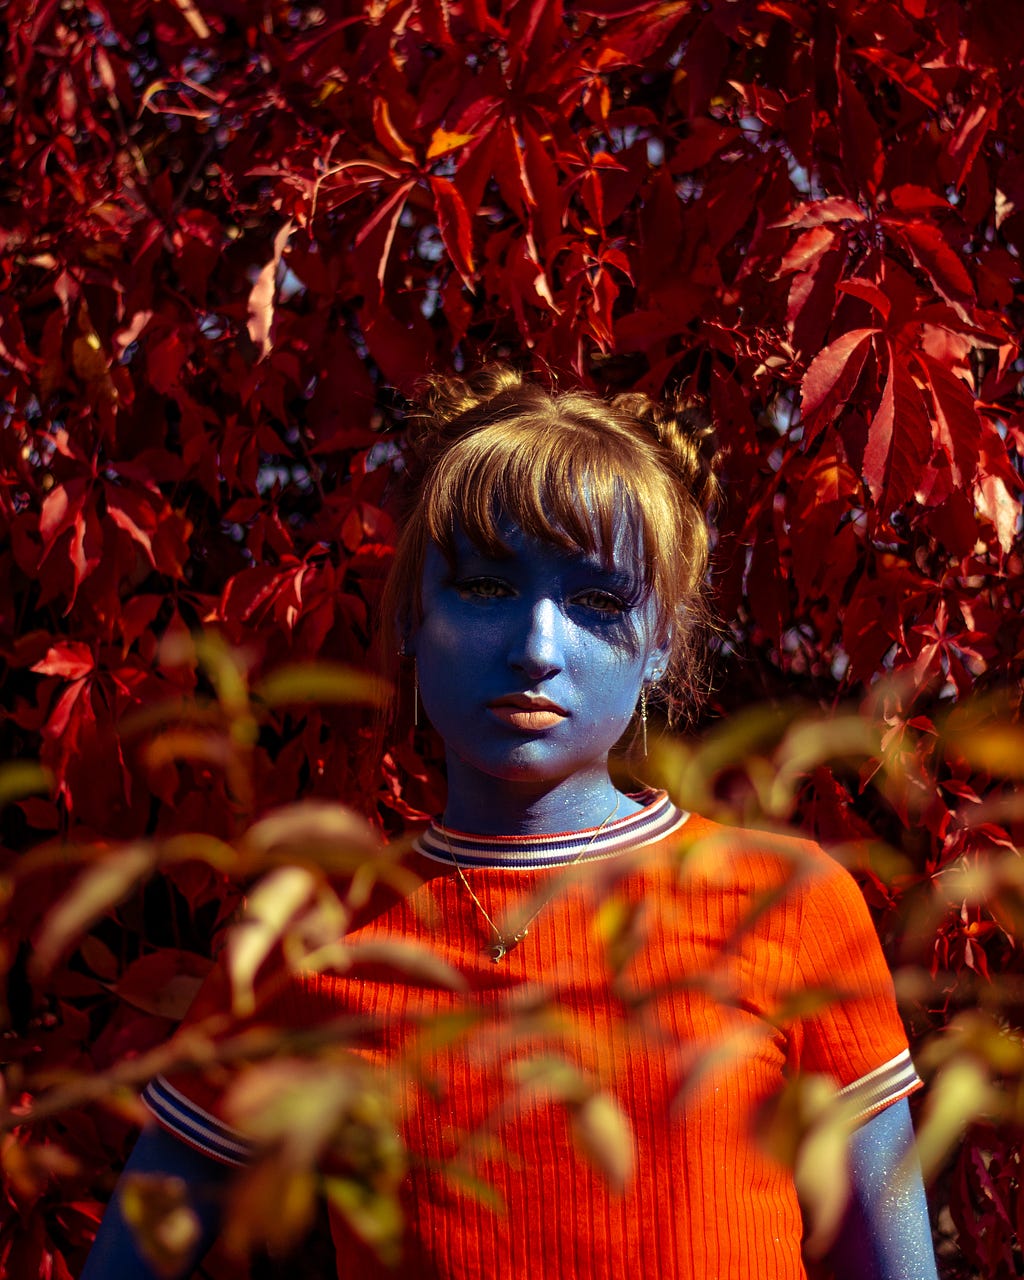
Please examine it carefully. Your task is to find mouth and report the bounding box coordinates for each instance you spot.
[487,694,568,731]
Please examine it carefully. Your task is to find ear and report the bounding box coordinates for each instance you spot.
[643,638,671,683]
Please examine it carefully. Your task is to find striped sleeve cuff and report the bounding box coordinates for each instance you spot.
[141,1074,254,1167]
[837,1049,923,1123]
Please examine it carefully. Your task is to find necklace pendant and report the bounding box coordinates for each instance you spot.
[488,941,507,962]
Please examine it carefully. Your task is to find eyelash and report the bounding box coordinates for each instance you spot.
[456,579,630,615]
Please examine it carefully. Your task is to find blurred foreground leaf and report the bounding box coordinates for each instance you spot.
[756,1074,857,1258]
[572,1092,635,1191]
[911,1057,995,1184]
[255,662,390,708]
[0,762,52,810]
[241,799,382,867]
[30,844,156,980]
[325,1177,404,1265]
[120,1172,203,1279]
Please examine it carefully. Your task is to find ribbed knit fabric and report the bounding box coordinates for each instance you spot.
[143,798,919,1279]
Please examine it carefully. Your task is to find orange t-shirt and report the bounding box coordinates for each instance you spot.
[143,795,919,1279]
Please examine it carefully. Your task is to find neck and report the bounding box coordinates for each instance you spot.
[441,755,642,835]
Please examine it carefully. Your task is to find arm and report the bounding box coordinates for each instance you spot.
[828,1099,938,1280]
[80,1124,231,1280]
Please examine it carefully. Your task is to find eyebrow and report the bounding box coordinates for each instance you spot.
[453,542,645,592]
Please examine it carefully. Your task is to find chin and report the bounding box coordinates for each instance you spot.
[450,741,602,785]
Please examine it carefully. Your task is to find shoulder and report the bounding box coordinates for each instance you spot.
[638,812,885,968]
[644,811,851,896]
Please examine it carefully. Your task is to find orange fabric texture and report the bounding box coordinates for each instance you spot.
[146,813,918,1279]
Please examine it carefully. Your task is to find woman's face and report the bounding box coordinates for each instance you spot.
[411,518,668,790]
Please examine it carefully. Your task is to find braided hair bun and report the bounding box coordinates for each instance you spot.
[609,392,719,519]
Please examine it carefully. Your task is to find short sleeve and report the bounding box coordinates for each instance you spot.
[786,852,922,1122]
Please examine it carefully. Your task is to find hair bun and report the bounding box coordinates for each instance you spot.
[415,366,529,427]
[610,391,720,515]
[404,366,540,479]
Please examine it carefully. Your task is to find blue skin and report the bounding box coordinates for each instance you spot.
[410,523,669,834]
[80,521,938,1279]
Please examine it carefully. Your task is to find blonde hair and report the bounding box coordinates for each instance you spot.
[378,365,719,725]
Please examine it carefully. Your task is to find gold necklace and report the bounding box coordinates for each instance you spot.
[438,793,622,963]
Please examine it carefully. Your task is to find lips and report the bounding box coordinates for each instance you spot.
[487,693,568,731]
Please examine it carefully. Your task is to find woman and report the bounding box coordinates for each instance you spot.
[83,367,937,1279]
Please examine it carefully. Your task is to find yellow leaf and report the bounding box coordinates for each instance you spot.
[0,762,52,809]
[225,866,318,1016]
[571,1093,635,1191]
[345,939,468,991]
[143,729,236,771]
[426,128,475,160]
[72,332,109,383]
[225,1161,317,1258]
[120,1172,202,1279]
[169,0,211,40]
[324,1177,404,1264]
[946,724,1024,779]
[512,1054,589,1104]
[911,1057,994,1183]
[242,799,382,866]
[224,1058,355,1159]
[255,662,390,708]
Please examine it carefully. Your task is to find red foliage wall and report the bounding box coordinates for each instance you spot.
[1,1,1022,1275]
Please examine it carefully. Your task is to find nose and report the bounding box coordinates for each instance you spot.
[507,596,565,680]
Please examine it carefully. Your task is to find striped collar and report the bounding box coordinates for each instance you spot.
[414,789,688,870]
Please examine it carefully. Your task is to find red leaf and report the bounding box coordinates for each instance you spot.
[670,121,740,173]
[105,483,159,568]
[890,184,950,215]
[786,244,844,359]
[508,0,564,68]
[773,197,866,229]
[746,528,787,647]
[353,182,414,299]
[974,471,1020,556]
[799,328,877,436]
[39,478,88,560]
[863,347,932,511]
[31,642,94,680]
[835,278,891,321]
[147,333,188,395]
[853,46,940,109]
[915,353,981,486]
[946,96,999,190]
[429,176,476,288]
[778,226,836,275]
[892,220,975,310]
[837,71,883,197]
[61,498,104,606]
[120,595,165,649]
[372,97,417,165]
[45,678,90,742]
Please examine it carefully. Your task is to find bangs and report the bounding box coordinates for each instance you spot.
[420,416,686,639]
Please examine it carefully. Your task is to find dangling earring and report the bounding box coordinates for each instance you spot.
[640,685,648,758]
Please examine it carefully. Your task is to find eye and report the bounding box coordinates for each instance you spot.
[572,589,630,615]
[456,577,512,600]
